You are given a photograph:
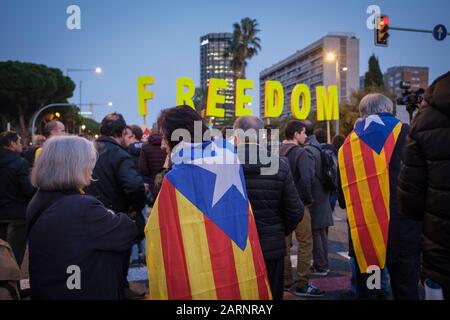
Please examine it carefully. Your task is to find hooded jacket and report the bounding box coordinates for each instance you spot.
[398,71,450,289]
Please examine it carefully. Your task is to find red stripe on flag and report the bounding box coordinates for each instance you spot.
[383,130,396,165]
[248,209,270,300]
[203,215,241,300]
[158,180,192,300]
[359,139,389,243]
[342,139,380,267]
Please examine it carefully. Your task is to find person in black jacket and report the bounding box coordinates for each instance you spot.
[0,131,36,266]
[398,71,450,299]
[85,113,146,298]
[234,116,304,300]
[279,120,324,297]
[27,136,137,300]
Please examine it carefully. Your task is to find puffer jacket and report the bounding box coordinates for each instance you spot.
[238,144,304,260]
[398,71,450,290]
[85,136,146,214]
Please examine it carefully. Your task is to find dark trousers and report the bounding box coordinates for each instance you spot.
[387,254,421,300]
[0,220,27,266]
[312,227,329,271]
[265,257,284,300]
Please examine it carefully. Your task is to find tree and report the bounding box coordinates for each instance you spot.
[364,54,384,89]
[225,18,262,81]
[0,61,75,142]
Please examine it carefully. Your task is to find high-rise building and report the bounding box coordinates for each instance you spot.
[384,66,429,98]
[259,33,359,119]
[200,33,235,126]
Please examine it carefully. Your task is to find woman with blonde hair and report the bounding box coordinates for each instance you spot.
[27,136,137,300]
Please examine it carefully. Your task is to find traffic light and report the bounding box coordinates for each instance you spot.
[375,15,390,47]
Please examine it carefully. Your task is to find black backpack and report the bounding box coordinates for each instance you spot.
[308,144,338,192]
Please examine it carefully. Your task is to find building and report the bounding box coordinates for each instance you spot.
[259,33,360,119]
[384,66,429,98]
[200,33,235,126]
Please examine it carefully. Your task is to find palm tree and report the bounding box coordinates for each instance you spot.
[225,17,262,81]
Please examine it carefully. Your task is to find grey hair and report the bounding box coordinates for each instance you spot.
[359,93,393,118]
[31,136,98,190]
[233,116,264,131]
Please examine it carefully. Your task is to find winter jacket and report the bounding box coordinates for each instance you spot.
[0,148,36,220]
[85,136,146,213]
[305,136,333,230]
[239,143,303,260]
[398,71,450,289]
[138,134,167,196]
[27,190,137,300]
[279,143,313,206]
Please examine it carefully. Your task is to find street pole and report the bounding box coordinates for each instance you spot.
[335,59,340,138]
[31,103,77,145]
[79,80,83,112]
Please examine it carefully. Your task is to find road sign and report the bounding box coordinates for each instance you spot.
[433,24,447,41]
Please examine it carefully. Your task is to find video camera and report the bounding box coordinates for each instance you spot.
[396,81,425,121]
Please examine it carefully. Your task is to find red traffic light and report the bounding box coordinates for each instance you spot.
[375,15,390,47]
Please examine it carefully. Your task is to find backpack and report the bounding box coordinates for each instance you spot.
[308,144,338,192]
[0,239,21,300]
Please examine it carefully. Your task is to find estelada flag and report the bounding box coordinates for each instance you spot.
[145,139,272,300]
[338,113,403,273]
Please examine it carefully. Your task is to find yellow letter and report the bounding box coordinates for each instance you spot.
[264,81,284,118]
[291,84,311,120]
[176,77,195,109]
[206,78,226,118]
[316,85,339,121]
[137,76,154,116]
[235,79,254,117]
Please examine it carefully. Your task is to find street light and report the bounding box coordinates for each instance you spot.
[66,67,103,114]
[325,51,340,143]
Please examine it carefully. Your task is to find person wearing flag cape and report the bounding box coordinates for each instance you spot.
[145,106,272,300]
[338,93,422,299]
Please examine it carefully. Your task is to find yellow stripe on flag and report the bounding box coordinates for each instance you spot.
[145,200,168,300]
[175,190,217,300]
[338,139,368,272]
[232,238,260,299]
[349,134,386,267]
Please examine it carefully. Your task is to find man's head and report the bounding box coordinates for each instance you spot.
[284,120,307,145]
[130,125,143,142]
[233,116,264,146]
[100,112,127,146]
[123,126,134,147]
[0,131,23,153]
[44,120,65,138]
[314,128,327,144]
[302,120,314,136]
[359,93,393,118]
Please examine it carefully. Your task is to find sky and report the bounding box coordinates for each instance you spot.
[1,0,449,127]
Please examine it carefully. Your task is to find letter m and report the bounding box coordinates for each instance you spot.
[316,85,339,121]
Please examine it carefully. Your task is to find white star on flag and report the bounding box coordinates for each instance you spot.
[363,114,385,131]
[191,141,246,207]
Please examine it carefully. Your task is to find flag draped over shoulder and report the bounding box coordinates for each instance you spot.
[145,139,272,300]
[338,113,402,273]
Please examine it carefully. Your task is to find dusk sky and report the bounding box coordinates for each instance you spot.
[1,0,449,127]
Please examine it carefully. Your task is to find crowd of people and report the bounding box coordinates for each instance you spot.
[0,71,449,300]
